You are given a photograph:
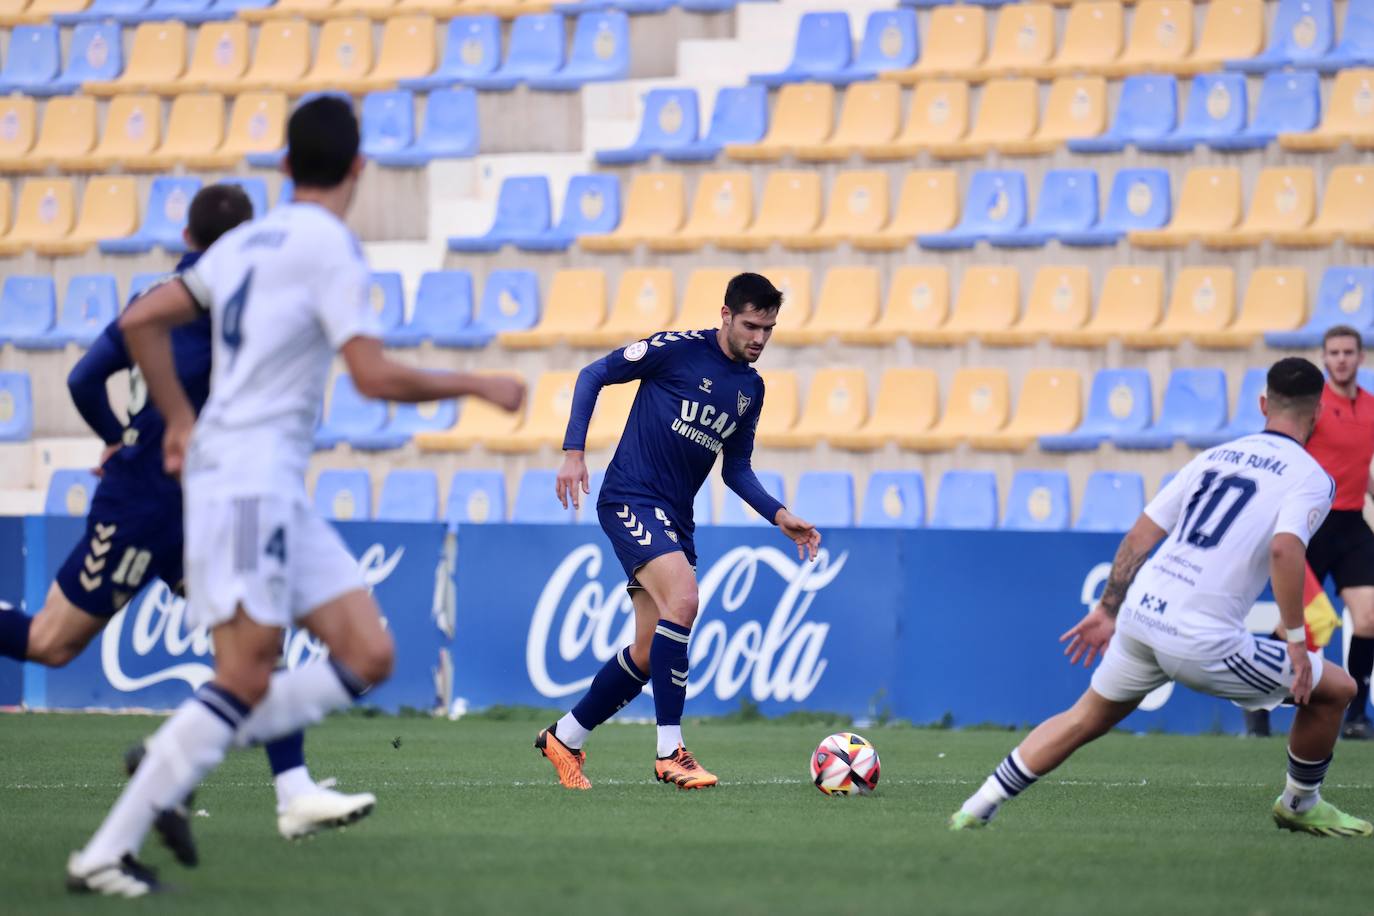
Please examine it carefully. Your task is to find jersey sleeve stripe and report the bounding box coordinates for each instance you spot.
[180,268,213,313]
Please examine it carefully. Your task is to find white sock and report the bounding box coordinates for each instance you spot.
[273,766,318,812]
[1282,748,1330,814]
[656,724,683,758]
[1281,778,1321,814]
[234,661,355,748]
[960,748,1038,822]
[960,775,1012,821]
[555,713,590,750]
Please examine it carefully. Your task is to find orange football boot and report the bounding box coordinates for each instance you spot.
[654,745,718,790]
[534,727,591,790]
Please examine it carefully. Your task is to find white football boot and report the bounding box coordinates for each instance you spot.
[277,785,376,840]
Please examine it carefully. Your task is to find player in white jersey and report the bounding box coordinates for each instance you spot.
[951,358,1372,838]
[67,97,525,897]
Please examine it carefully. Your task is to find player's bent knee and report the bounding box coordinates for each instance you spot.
[661,595,699,627]
[338,629,394,687]
[1320,665,1358,706]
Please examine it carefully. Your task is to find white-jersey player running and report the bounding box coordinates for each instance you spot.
[67,97,525,897]
[951,357,1372,838]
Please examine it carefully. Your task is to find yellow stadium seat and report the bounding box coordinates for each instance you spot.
[716,171,820,252]
[1051,266,1163,347]
[1274,167,1374,248]
[585,380,637,451]
[0,178,74,255]
[33,176,136,257]
[1168,0,1263,75]
[842,266,950,345]
[85,22,186,96]
[4,0,84,24]
[332,15,436,93]
[581,173,684,252]
[863,80,969,160]
[8,96,94,174]
[183,92,287,171]
[59,94,161,172]
[1100,0,1193,77]
[781,170,888,250]
[969,369,1083,451]
[1203,168,1316,249]
[765,369,869,449]
[964,2,1053,81]
[982,266,1091,346]
[500,270,606,349]
[901,367,1010,451]
[146,21,248,95]
[999,76,1107,156]
[475,0,552,18]
[776,267,879,346]
[675,268,737,329]
[1193,268,1306,349]
[754,370,800,447]
[726,82,834,162]
[414,373,523,451]
[830,368,938,450]
[125,93,226,171]
[335,0,399,17]
[1027,1,1123,79]
[644,172,752,253]
[930,77,1037,159]
[485,371,578,453]
[759,266,812,341]
[0,183,10,235]
[289,18,373,95]
[566,269,675,348]
[1122,266,1235,348]
[1130,168,1241,249]
[884,5,986,84]
[215,21,310,93]
[242,0,336,20]
[0,0,29,21]
[795,81,900,161]
[910,266,1019,346]
[392,0,475,14]
[851,170,957,251]
[0,97,37,172]
[1281,69,1374,151]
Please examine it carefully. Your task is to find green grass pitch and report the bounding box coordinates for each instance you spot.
[3,710,1372,915]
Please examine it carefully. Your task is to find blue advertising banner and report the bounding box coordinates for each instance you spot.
[0,516,24,706]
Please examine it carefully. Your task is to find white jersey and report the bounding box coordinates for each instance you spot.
[1118,430,1335,660]
[180,202,380,498]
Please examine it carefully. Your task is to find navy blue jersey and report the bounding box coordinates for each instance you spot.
[563,328,785,532]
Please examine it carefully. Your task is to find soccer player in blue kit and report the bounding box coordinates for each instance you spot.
[538,272,822,790]
[0,185,374,864]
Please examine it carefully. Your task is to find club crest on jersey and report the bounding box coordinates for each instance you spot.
[737,392,751,416]
[624,340,648,362]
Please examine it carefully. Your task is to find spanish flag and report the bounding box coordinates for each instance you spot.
[1304,563,1340,650]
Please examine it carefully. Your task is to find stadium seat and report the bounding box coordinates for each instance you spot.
[840,265,949,346]
[776,266,878,346]
[751,11,852,87]
[146,20,247,93]
[1027,0,1123,79]
[0,372,32,441]
[1001,470,1071,531]
[1210,70,1320,152]
[16,274,117,348]
[349,15,438,93]
[0,276,54,343]
[467,14,564,91]
[445,470,506,525]
[213,21,308,93]
[440,270,540,348]
[930,77,1037,159]
[753,370,799,445]
[33,176,136,256]
[376,469,439,522]
[1266,267,1374,348]
[1059,168,1171,247]
[580,172,682,252]
[969,368,1082,451]
[792,472,855,527]
[1000,76,1107,155]
[1130,168,1241,248]
[1102,0,1194,77]
[314,468,372,521]
[527,10,628,90]
[500,269,606,349]
[910,266,1018,345]
[1280,68,1374,151]
[646,171,751,253]
[903,367,1010,451]
[1124,266,1235,348]
[858,470,925,528]
[59,94,160,172]
[448,175,551,252]
[852,170,958,250]
[401,16,500,90]
[1137,72,1247,152]
[368,88,475,165]
[0,179,75,255]
[1040,368,1153,451]
[0,26,59,94]
[518,174,619,252]
[796,82,900,161]
[719,470,785,526]
[85,21,185,96]
[1074,472,1145,533]
[754,266,811,341]
[661,84,767,162]
[830,367,937,450]
[584,380,637,450]
[240,0,333,19]
[127,92,226,171]
[1194,268,1306,349]
[413,372,523,450]
[764,368,867,448]
[2,0,85,23]
[57,0,141,26]
[1185,367,1267,448]
[982,266,1091,346]
[781,171,888,250]
[1115,367,1227,450]
[1052,266,1164,347]
[511,470,569,523]
[1320,2,1374,72]
[366,271,406,343]
[333,0,396,18]
[185,92,287,170]
[885,5,985,83]
[46,469,99,516]
[597,88,699,165]
[825,9,918,84]
[919,170,1027,250]
[862,80,969,159]
[726,82,835,162]
[717,171,820,252]
[315,374,386,449]
[930,470,997,530]
[988,169,1098,248]
[289,18,374,94]
[0,97,36,171]
[1274,166,1374,247]
[388,270,472,346]
[1205,168,1316,249]
[1166,0,1264,74]
[964,3,1052,81]
[1230,0,1333,73]
[351,400,458,451]
[1069,74,1177,153]
[231,175,272,216]
[567,269,674,348]
[360,90,414,159]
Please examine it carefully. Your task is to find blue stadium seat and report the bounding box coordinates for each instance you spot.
[1069,75,1178,154]
[184,0,267,21]
[1040,369,1153,452]
[360,91,414,160]
[1209,70,1321,152]
[16,275,118,349]
[1115,368,1228,451]
[376,469,439,522]
[1185,368,1267,448]
[1361,367,1374,394]
[662,85,767,162]
[512,469,568,523]
[315,375,387,450]
[314,469,372,521]
[1266,267,1374,349]
[395,271,475,347]
[447,176,552,252]
[930,470,997,530]
[751,11,853,87]
[44,23,123,95]
[439,270,540,348]
[1137,73,1248,153]
[988,170,1098,248]
[1229,0,1334,73]
[681,0,745,9]
[224,176,269,217]
[1320,3,1374,71]
[694,479,714,525]
[46,470,100,516]
[793,471,855,527]
[447,470,507,525]
[556,0,672,12]
[859,471,925,528]
[0,372,33,442]
[823,9,918,84]
[365,271,405,340]
[352,400,457,451]
[919,171,1028,250]
[1074,472,1145,533]
[59,0,147,24]
[100,176,201,256]
[528,11,630,90]
[123,0,213,23]
[401,16,501,90]
[128,273,165,301]
[0,277,55,345]
[518,174,621,252]
[1059,169,1171,247]
[468,14,565,91]
[719,471,785,525]
[371,88,479,166]
[1001,470,1071,531]
[0,26,60,95]
[275,178,293,209]
[597,88,701,165]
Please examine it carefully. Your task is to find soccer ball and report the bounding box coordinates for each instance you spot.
[810,732,880,796]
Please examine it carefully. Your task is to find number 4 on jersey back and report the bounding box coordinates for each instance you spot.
[221,270,254,355]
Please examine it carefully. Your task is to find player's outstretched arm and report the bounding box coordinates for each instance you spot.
[1061,513,1167,667]
[1271,532,1314,704]
[118,279,201,477]
[340,337,525,410]
[774,508,821,562]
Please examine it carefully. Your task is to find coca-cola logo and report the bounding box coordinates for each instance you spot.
[525,544,846,703]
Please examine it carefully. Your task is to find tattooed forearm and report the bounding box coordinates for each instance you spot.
[1099,539,1151,618]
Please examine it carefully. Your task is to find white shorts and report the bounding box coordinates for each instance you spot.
[1091,631,1326,712]
[184,491,364,630]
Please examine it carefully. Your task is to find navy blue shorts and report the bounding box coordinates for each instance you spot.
[55,500,184,619]
[597,501,696,592]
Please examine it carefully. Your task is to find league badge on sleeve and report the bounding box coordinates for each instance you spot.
[624,340,648,362]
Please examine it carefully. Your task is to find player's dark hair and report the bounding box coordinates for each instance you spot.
[286,95,360,190]
[1322,324,1363,352]
[724,272,783,316]
[1266,356,1324,412]
[186,183,254,250]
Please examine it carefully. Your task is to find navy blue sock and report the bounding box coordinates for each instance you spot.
[649,619,691,727]
[0,608,31,661]
[570,646,648,731]
[264,730,306,776]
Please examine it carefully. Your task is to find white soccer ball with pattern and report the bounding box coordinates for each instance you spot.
[810,732,881,796]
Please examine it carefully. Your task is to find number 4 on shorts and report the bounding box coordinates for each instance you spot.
[265,527,286,564]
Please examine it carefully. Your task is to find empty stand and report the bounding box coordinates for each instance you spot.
[315,469,373,521]
[792,471,855,527]
[501,269,606,348]
[859,471,925,528]
[580,172,682,251]
[903,367,1010,451]
[1130,168,1241,248]
[930,470,997,530]
[377,469,438,522]
[1002,471,1071,531]
[982,266,1091,346]
[726,82,835,161]
[1041,369,1153,451]
[1124,266,1236,348]
[1074,472,1145,532]
[910,266,1018,345]
[970,369,1083,451]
